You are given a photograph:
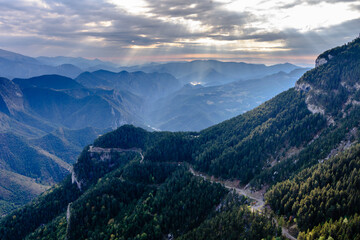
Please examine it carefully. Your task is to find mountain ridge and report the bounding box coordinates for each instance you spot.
[120,59,301,86]
[0,49,118,79]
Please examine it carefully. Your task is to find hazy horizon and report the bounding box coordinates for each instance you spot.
[0,46,314,68]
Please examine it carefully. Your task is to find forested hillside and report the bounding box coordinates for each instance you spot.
[0,152,279,240]
[266,144,360,230]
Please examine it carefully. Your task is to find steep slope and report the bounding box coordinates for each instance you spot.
[178,205,278,240]
[266,143,360,231]
[298,214,360,240]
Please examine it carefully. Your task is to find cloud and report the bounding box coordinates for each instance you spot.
[278,0,360,8]
[351,3,360,11]
[305,0,359,4]
[145,0,253,32]
[0,0,253,50]
[242,18,360,63]
[0,0,358,65]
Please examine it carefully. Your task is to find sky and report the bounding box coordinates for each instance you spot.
[0,0,359,66]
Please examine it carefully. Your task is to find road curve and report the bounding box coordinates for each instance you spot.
[189,167,265,212]
[189,167,297,239]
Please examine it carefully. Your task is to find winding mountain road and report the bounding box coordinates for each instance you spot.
[75,146,295,239]
[189,167,265,212]
[189,167,297,239]
[282,227,297,240]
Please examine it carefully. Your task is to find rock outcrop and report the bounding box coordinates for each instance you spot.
[315,54,333,67]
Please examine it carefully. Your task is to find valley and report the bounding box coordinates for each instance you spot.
[0,49,308,216]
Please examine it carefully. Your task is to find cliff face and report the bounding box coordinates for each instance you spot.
[296,37,360,122]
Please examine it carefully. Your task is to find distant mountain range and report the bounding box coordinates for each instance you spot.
[0,49,120,79]
[0,48,310,215]
[0,47,302,87]
[120,60,301,86]
[75,70,182,100]
[36,56,120,72]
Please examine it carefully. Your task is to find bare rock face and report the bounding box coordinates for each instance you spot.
[71,170,82,190]
[295,81,326,116]
[296,37,360,126]
[305,98,325,115]
[315,54,333,67]
[315,57,327,67]
[295,82,311,92]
